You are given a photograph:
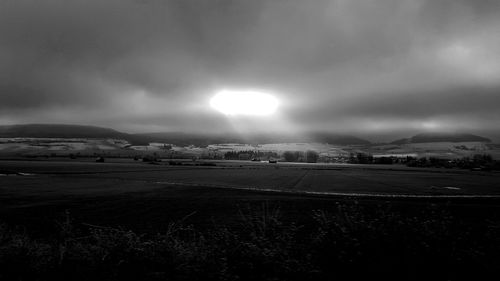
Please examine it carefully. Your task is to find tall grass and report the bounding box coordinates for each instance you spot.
[1,202,499,280]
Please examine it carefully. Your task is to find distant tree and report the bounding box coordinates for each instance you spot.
[356,153,373,164]
[306,150,319,163]
[374,157,393,165]
[283,151,301,162]
[473,154,492,163]
[349,152,357,163]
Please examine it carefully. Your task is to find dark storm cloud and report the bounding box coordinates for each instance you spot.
[1,0,499,139]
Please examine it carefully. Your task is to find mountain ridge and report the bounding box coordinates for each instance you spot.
[0,124,126,139]
[391,132,491,145]
[0,124,371,146]
[1,124,494,146]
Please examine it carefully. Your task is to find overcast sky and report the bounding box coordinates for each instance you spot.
[1,0,500,140]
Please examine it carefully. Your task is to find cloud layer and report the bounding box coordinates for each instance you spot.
[1,0,500,140]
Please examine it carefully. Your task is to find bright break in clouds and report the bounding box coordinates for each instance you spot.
[1,0,500,140]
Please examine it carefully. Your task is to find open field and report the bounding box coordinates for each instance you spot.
[2,159,500,195]
[2,159,500,280]
[1,159,500,233]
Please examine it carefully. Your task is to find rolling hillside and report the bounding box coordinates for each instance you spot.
[391,132,491,145]
[0,124,371,146]
[0,124,127,139]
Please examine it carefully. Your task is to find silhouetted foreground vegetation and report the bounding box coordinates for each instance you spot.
[1,203,500,281]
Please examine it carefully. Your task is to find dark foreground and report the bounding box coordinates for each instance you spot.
[1,160,500,280]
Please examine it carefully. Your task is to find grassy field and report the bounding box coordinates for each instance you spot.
[1,159,500,231]
[1,159,500,280]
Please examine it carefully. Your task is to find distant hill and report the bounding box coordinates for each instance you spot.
[309,133,371,145]
[391,132,491,145]
[0,124,371,146]
[0,124,128,139]
[133,132,371,146]
[131,132,245,147]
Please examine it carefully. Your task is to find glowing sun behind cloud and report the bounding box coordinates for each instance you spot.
[210,90,279,116]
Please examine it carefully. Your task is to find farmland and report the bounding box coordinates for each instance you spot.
[1,159,500,280]
[2,159,500,196]
[1,158,500,234]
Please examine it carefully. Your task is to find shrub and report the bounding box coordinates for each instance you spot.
[1,203,500,280]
